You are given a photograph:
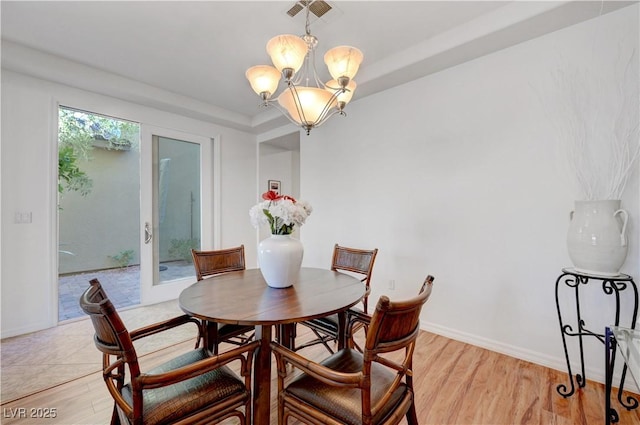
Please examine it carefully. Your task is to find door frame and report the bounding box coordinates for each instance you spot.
[51,96,221,327]
[55,103,145,322]
[139,125,217,305]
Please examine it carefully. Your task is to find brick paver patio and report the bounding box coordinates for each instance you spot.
[58,261,194,321]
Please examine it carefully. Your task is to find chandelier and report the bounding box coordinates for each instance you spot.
[245,2,363,135]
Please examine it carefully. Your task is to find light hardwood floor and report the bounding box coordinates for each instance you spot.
[2,313,640,424]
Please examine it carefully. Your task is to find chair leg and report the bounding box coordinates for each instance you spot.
[348,322,367,352]
[311,329,335,354]
[110,403,122,425]
[279,398,286,425]
[406,401,418,425]
[292,326,336,353]
[244,401,251,425]
[195,320,205,349]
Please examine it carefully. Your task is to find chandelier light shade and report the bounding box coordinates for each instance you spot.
[246,2,363,135]
[266,35,308,74]
[245,65,281,100]
[324,46,364,80]
[277,87,337,127]
[326,79,357,109]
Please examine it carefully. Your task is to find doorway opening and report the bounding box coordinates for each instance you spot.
[57,106,141,321]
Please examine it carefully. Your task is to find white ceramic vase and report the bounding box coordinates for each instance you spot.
[258,235,304,288]
[567,199,629,276]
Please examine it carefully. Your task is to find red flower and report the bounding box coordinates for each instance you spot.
[262,190,282,201]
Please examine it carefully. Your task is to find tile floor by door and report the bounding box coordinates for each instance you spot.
[1,260,201,402]
[1,298,194,404]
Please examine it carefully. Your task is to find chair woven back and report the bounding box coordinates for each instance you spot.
[191,245,245,281]
[331,244,378,312]
[364,276,433,360]
[80,279,141,377]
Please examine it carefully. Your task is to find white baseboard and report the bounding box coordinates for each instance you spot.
[1,320,55,340]
[420,321,640,394]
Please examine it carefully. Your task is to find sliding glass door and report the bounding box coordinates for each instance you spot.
[139,126,213,304]
[57,112,214,321]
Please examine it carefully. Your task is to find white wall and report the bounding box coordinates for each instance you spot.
[1,70,257,338]
[299,5,639,384]
[257,144,301,244]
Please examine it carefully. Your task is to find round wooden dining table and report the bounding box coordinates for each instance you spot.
[178,267,365,425]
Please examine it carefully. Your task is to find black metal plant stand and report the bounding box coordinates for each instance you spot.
[555,268,638,400]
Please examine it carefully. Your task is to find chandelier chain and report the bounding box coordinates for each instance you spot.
[305,1,312,36]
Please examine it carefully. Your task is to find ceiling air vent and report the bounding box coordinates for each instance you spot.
[287,0,332,19]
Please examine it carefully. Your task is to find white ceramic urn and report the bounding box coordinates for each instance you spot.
[567,199,629,276]
[257,235,304,288]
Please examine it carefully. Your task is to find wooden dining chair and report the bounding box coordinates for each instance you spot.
[295,244,378,353]
[191,245,255,353]
[191,245,246,281]
[271,276,434,425]
[79,278,259,425]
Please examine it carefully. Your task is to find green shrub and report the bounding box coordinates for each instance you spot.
[168,238,200,263]
[109,249,135,268]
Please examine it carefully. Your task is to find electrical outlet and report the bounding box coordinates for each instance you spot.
[389,279,395,290]
[14,211,32,224]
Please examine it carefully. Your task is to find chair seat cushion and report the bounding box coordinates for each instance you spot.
[308,313,339,332]
[285,349,409,425]
[348,306,364,314]
[307,306,365,333]
[218,322,253,336]
[121,348,246,425]
[305,307,364,336]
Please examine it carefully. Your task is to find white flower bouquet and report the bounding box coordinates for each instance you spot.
[249,191,313,235]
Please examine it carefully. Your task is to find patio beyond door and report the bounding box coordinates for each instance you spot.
[58,107,142,321]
